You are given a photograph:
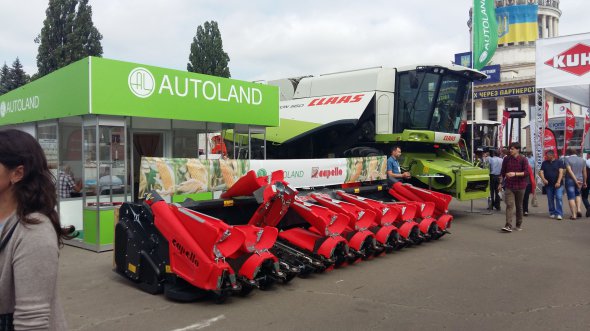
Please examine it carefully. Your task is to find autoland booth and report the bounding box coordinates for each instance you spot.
[0,56,279,252]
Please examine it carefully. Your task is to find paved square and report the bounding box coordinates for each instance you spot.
[58,198,590,331]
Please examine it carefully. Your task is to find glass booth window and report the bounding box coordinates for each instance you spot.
[83,124,127,197]
[37,123,59,191]
[98,126,126,196]
[173,130,199,158]
[58,118,83,199]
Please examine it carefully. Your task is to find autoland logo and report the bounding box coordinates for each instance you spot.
[0,102,6,118]
[544,43,590,76]
[0,96,40,119]
[128,67,155,98]
[127,67,264,105]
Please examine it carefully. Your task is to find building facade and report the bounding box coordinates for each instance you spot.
[471,0,583,149]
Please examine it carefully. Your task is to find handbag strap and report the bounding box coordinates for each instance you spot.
[0,221,18,254]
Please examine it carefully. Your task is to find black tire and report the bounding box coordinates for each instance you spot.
[344,146,382,157]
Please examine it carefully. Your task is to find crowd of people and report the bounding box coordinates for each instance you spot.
[479,143,590,232]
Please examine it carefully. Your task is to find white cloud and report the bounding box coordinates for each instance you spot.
[0,0,586,81]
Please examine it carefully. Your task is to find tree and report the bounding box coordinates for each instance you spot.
[0,63,9,95]
[35,0,103,78]
[7,57,30,91]
[187,21,231,78]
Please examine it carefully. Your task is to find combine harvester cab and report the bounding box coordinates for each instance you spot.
[309,193,382,259]
[389,182,453,237]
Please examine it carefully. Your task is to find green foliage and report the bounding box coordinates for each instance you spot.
[0,63,9,95]
[35,0,103,78]
[8,58,30,91]
[0,58,30,96]
[187,21,231,78]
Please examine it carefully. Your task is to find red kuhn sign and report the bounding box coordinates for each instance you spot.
[544,43,590,76]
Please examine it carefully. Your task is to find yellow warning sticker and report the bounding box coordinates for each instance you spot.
[128,263,137,273]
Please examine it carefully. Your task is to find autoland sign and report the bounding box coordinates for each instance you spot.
[0,57,279,126]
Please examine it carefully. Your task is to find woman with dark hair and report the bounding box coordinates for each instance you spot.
[0,129,68,330]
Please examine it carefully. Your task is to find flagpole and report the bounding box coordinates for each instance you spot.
[469,6,477,214]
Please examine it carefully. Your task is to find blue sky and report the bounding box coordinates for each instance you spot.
[0,0,586,81]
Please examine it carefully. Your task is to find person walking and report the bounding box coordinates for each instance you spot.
[539,150,564,220]
[564,148,587,220]
[488,150,503,211]
[500,142,529,232]
[0,129,69,330]
[581,154,590,217]
[386,145,411,186]
[522,161,536,216]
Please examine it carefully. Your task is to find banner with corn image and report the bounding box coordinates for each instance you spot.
[139,156,386,198]
[211,158,251,191]
[344,156,387,183]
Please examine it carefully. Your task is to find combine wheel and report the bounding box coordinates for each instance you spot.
[258,277,276,291]
[212,291,231,304]
[332,242,349,267]
[428,223,441,241]
[408,227,423,246]
[360,237,377,260]
[344,146,382,157]
[238,284,255,297]
[385,231,401,253]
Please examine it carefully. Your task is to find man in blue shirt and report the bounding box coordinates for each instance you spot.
[539,150,564,220]
[488,150,503,211]
[387,146,411,186]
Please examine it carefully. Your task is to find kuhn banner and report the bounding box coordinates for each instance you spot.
[536,33,590,88]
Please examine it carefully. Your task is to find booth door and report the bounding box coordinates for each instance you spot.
[133,133,163,201]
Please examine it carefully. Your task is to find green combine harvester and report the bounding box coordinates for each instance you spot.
[228,64,490,200]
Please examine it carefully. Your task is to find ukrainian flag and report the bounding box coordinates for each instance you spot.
[496,4,538,44]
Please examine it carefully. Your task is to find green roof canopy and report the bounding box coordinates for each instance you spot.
[0,57,279,127]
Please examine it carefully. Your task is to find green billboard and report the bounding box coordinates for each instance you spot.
[91,58,278,126]
[0,59,89,125]
[0,57,279,127]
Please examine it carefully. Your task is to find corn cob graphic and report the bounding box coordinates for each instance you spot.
[186,159,207,182]
[177,179,205,193]
[367,157,379,180]
[347,158,363,183]
[156,159,175,192]
[219,159,236,188]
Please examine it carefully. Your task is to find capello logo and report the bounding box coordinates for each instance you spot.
[544,43,590,76]
[128,67,155,98]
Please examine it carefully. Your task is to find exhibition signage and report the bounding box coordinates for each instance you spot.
[92,58,279,126]
[0,59,89,125]
[138,156,387,198]
[266,92,375,143]
[454,52,501,85]
[543,128,558,157]
[474,85,535,99]
[0,57,280,127]
[536,33,590,88]
[563,108,575,156]
[472,0,498,70]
